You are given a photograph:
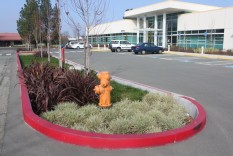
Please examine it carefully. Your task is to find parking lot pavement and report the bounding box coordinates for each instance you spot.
[51,49,233,70]
[0,52,12,57]
[132,53,233,69]
[50,50,84,54]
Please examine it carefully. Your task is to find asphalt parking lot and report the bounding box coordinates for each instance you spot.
[1,48,233,156]
[51,49,233,70]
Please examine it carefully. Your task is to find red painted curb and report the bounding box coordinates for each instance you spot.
[17,53,206,149]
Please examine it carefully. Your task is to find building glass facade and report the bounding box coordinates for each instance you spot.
[88,11,225,50]
[89,33,137,46]
[166,13,178,46]
[177,29,224,49]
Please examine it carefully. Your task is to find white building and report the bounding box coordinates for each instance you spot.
[89,0,233,50]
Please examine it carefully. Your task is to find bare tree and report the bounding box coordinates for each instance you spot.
[40,0,53,62]
[64,0,109,75]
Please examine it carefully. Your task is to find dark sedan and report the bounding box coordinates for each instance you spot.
[131,43,164,54]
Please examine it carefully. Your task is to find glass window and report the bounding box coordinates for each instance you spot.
[216,29,224,33]
[199,30,206,34]
[192,30,198,34]
[157,15,163,29]
[147,16,155,28]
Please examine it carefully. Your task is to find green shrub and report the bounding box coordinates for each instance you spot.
[41,102,79,127]
[84,115,105,132]
[42,93,189,134]
[193,48,202,53]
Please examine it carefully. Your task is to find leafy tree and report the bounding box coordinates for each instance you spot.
[51,5,59,45]
[17,0,39,50]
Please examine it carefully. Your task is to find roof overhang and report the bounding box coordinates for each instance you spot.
[0,33,22,41]
[124,1,220,19]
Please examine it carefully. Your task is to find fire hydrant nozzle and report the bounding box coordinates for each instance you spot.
[94,72,113,108]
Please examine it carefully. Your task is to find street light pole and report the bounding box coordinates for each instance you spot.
[57,0,62,68]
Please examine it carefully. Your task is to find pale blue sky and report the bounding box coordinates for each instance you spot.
[0,0,233,35]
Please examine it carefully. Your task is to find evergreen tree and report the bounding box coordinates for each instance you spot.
[51,4,59,45]
[17,0,60,56]
[17,0,39,50]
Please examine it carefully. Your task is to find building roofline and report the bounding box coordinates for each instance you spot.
[124,0,221,18]
[178,5,233,17]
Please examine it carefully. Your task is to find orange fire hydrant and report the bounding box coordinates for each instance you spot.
[94,72,113,108]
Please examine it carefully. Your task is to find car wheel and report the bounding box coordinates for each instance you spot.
[158,50,162,54]
[141,50,146,55]
[116,48,121,52]
[77,46,80,50]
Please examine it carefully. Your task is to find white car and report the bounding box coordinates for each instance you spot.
[108,40,135,52]
[66,41,92,49]
[66,41,84,49]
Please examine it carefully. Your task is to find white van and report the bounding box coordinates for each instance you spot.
[109,40,135,52]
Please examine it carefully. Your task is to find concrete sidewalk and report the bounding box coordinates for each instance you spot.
[164,51,233,60]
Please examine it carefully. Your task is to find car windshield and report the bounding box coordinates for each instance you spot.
[110,41,118,44]
[70,41,78,44]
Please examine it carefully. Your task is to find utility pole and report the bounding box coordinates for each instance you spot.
[57,0,62,68]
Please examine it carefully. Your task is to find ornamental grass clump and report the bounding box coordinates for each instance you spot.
[42,93,189,134]
[22,61,98,115]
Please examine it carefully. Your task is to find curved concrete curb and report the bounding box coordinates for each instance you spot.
[17,53,206,149]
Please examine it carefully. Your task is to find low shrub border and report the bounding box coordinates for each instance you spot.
[17,51,206,149]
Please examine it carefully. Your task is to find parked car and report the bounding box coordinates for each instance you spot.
[65,41,92,49]
[61,44,66,48]
[131,43,164,54]
[65,41,83,49]
[109,40,135,52]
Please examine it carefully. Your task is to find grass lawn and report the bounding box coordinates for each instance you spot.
[19,55,59,68]
[111,81,148,103]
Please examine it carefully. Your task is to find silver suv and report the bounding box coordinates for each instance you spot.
[109,40,135,52]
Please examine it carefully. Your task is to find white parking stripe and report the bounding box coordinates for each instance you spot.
[135,54,233,69]
[178,60,194,63]
[159,58,174,60]
[0,54,2,56]
[225,65,233,69]
[6,54,11,56]
[196,61,233,65]
[173,57,205,60]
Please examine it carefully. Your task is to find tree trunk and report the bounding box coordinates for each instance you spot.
[85,28,91,75]
[47,27,51,63]
[47,42,50,63]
